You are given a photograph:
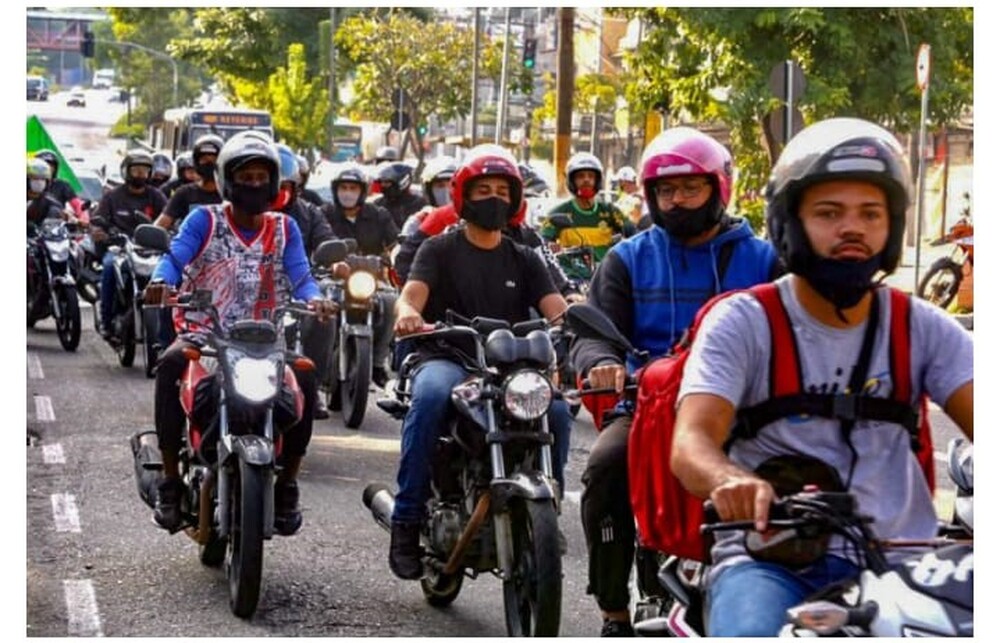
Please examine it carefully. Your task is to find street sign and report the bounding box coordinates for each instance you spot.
[768,60,805,102]
[916,43,931,91]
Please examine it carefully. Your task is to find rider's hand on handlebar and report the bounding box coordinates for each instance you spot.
[587,363,627,394]
[395,311,427,337]
[310,298,338,323]
[709,475,776,532]
[143,282,173,306]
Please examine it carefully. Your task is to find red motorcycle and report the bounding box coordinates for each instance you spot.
[918,213,973,310]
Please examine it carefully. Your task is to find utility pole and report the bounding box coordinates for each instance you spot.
[555,7,575,196]
[328,7,338,159]
[589,9,603,156]
[470,8,481,148]
[496,7,512,145]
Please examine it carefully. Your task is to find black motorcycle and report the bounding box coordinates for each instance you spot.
[27,218,82,351]
[367,311,563,636]
[71,226,102,306]
[130,226,343,618]
[101,220,164,377]
[318,240,395,428]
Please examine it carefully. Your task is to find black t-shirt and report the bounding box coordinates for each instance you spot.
[322,202,399,257]
[300,188,326,207]
[410,229,557,326]
[164,183,223,222]
[161,177,192,200]
[45,178,77,206]
[92,185,168,236]
[370,190,429,229]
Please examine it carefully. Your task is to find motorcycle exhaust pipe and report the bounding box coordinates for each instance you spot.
[363,483,395,533]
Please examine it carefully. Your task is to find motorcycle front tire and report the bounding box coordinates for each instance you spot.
[340,334,371,429]
[55,286,81,352]
[141,307,160,378]
[502,498,562,637]
[117,308,136,367]
[917,258,963,310]
[227,460,266,619]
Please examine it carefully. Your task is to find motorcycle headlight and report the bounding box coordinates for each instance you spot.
[224,349,282,403]
[347,271,377,299]
[502,370,552,421]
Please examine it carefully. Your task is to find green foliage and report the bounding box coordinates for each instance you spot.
[612,7,973,217]
[267,44,330,151]
[532,72,619,128]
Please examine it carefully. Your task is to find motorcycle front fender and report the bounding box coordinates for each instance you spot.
[341,323,373,339]
[490,471,556,514]
[230,434,275,467]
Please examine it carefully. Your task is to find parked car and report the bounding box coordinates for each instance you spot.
[66,86,86,108]
[27,76,49,101]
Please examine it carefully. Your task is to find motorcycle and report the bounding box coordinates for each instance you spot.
[366,311,564,636]
[318,239,395,428]
[129,225,342,618]
[70,226,102,306]
[27,218,82,352]
[547,213,596,295]
[917,213,973,310]
[101,219,164,377]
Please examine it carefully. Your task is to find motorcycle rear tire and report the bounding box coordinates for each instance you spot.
[917,259,963,310]
[56,287,81,352]
[227,460,265,619]
[340,334,371,429]
[118,310,136,367]
[502,498,562,637]
[420,566,464,607]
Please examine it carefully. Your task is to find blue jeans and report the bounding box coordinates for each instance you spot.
[100,251,117,327]
[392,358,572,524]
[708,555,860,636]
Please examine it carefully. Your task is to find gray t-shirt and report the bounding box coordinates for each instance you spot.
[679,276,973,572]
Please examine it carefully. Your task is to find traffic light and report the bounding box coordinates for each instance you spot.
[81,31,95,58]
[522,37,537,70]
[417,123,428,136]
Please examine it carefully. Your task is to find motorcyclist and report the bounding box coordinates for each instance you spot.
[368,161,428,229]
[539,152,633,274]
[420,156,458,208]
[148,153,173,190]
[91,149,168,339]
[155,134,224,230]
[27,157,70,226]
[33,148,86,221]
[670,118,973,636]
[612,166,646,230]
[142,130,338,535]
[276,143,340,420]
[571,128,780,636]
[387,144,574,580]
[160,152,196,199]
[296,154,327,207]
[321,162,399,388]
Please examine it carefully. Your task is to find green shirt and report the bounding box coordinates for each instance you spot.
[540,197,628,261]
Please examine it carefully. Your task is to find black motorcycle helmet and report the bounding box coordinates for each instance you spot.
[120,148,154,183]
[150,153,174,186]
[765,117,913,276]
[192,133,225,164]
[215,131,281,203]
[175,151,195,174]
[331,162,369,208]
[374,161,413,200]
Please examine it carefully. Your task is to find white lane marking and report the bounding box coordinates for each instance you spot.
[64,579,103,637]
[311,434,401,454]
[563,490,582,505]
[51,494,82,533]
[43,443,66,464]
[28,352,44,379]
[35,395,55,422]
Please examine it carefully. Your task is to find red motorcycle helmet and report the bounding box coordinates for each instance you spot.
[451,144,524,223]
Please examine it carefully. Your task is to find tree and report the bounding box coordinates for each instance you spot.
[612,8,973,223]
[335,9,533,166]
[267,44,330,151]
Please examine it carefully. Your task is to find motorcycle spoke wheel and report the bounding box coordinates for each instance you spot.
[56,288,81,352]
[226,461,265,619]
[917,260,963,309]
[502,499,562,637]
[420,566,465,607]
[340,335,371,429]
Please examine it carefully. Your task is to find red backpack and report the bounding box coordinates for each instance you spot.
[627,282,935,562]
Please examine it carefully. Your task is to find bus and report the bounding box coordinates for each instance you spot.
[330,120,388,163]
[148,107,274,158]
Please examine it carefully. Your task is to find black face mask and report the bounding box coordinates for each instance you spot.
[195,162,216,181]
[653,193,723,239]
[127,176,147,190]
[462,197,510,231]
[230,183,272,216]
[800,253,882,312]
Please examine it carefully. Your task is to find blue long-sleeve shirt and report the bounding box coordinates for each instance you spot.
[152,206,321,301]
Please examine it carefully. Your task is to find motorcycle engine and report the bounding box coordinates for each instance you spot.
[429,505,463,556]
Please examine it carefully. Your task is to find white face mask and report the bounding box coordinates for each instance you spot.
[337,189,360,209]
[29,179,47,194]
[432,186,452,206]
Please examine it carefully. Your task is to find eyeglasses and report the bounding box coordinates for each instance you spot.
[654,180,710,200]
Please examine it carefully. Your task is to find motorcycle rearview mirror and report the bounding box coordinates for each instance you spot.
[134,224,170,252]
[565,303,636,354]
[344,238,359,255]
[312,239,349,267]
